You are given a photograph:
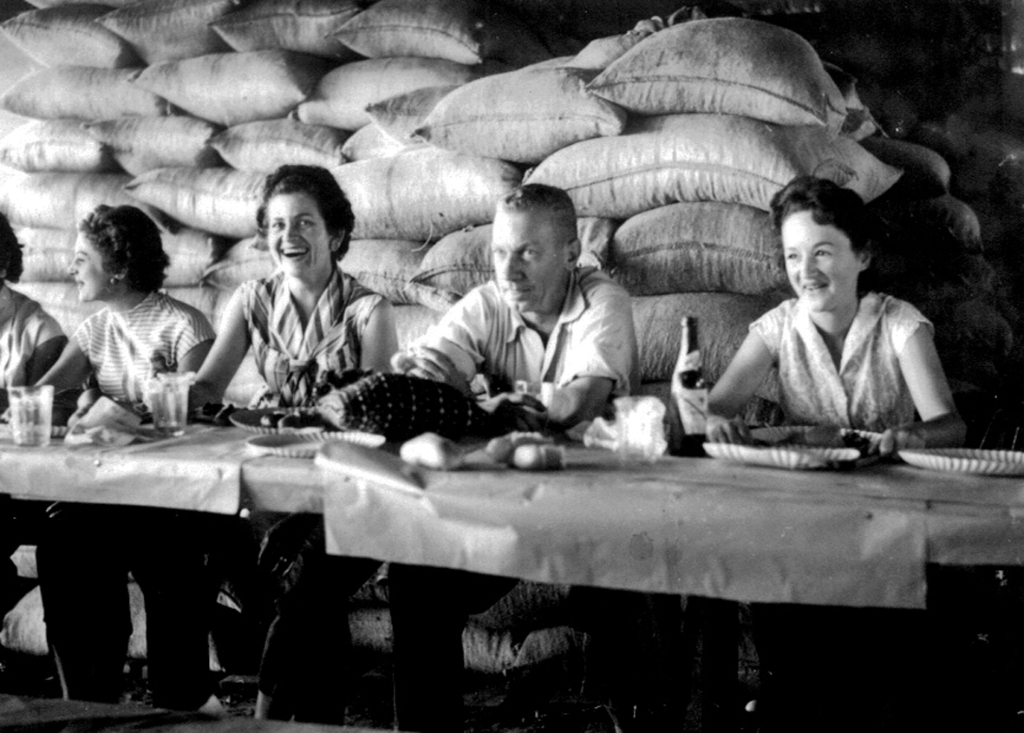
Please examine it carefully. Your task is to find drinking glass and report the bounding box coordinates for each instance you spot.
[145,372,195,437]
[8,385,54,447]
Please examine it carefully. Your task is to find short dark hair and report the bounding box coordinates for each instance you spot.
[769,176,873,257]
[256,165,355,260]
[496,184,578,243]
[78,205,168,293]
[0,211,23,285]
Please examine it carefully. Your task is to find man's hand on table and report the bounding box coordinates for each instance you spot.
[481,392,548,432]
[391,347,472,397]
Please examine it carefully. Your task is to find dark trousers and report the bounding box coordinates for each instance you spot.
[388,563,686,733]
[752,602,933,732]
[36,504,215,711]
[256,513,380,724]
[0,496,46,615]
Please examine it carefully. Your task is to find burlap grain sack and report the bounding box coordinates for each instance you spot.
[0,5,141,68]
[340,123,427,162]
[134,50,331,127]
[365,85,460,144]
[632,291,787,384]
[611,202,788,296]
[97,0,235,64]
[569,29,652,71]
[525,113,902,218]
[415,67,627,164]
[210,119,349,172]
[588,18,846,134]
[858,136,950,199]
[0,172,163,230]
[210,0,363,59]
[0,120,117,173]
[15,226,76,282]
[125,167,265,238]
[333,148,522,241]
[23,0,136,7]
[202,236,275,291]
[414,217,616,298]
[0,67,171,120]
[332,0,551,68]
[296,57,483,132]
[83,116,223,176]
[339,239,451,308]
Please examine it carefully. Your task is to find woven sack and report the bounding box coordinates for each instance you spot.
[524,113,902,218]
[568,29,652,71]
[125,167,265,239]
[0,67,171,120]
[133,50,331,127]
[365,85,460,144]
[331,0,551,68]
[632,291,786,386]
[296,57,483,132]
[210,0,363,58]
[23,0,136,7]
[83,116,223,176]
[339,239,454,309]
[333,148,522,242]
[0,5,141,68]
[0,172,164,230]
[414,217,617,299]
[97,0,235,64]
[15,226,76,282]
[0,120,117,173]
[858,136,950,199]
[415,67,627,164]
[341,124,427,162]
[210,119,349,172]
[202,237,275,291]
[588,18,846,134]
[611,202,788,296]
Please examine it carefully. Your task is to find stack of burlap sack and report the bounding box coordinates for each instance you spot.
[0,0,1006,405]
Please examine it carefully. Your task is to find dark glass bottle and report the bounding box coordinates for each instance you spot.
[670,317,708,455]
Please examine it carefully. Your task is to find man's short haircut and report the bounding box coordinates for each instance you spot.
[496,184,577,242]
[0,211,24,284]
[78,205,168,293]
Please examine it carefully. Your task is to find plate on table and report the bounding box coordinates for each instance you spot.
[750,425,882,455]
[230,407,331,435]
[246,430,385,459]
[703,441,861,470]
[897,448,1024,476]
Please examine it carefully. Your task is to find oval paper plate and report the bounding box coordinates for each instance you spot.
[897,448,1024,476]
[703,441,861,470]
[247,431,385,459]
[230,408,329,435]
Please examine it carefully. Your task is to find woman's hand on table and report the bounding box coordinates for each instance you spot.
[878,425,928,457]
[705,414,753,444]
[481,392,547,432]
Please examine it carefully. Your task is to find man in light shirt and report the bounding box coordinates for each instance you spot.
[389,184,681,732]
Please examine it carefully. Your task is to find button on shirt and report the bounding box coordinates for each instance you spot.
[751,292,930,433]
[417,267,638,396]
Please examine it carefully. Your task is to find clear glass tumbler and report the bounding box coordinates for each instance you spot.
[9,385,54,447]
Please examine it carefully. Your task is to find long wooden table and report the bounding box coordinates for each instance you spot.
[3,427,1024,610]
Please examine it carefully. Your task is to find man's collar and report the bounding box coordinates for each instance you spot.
[502,268,586,343]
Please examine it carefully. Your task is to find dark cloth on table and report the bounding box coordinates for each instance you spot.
[36,504,216,711]
[255,513,380,724]
[388,564,686,733]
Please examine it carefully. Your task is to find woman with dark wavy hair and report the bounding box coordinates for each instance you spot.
[33,204,220,714]
[192,165,398,724]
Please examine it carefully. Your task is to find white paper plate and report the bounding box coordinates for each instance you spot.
[750,425,881,454]
[897,448,1024,476]
[247,431,385,459]
[703,441,861,470]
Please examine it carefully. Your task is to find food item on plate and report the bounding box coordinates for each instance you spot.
[400,431,465,470]
[511,443,565,471]
[486,431,553,464]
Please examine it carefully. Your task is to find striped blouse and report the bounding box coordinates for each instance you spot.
[74,292,215,403]
[0,285,64,389]
[239,268,384,407]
